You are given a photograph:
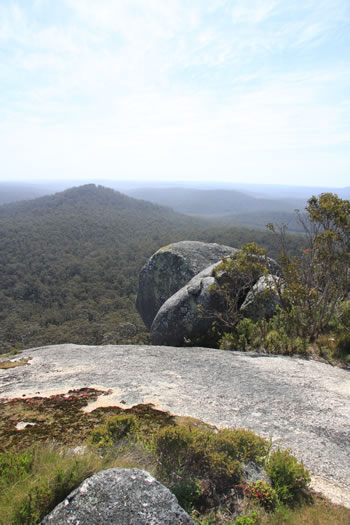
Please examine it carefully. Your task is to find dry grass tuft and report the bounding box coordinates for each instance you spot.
[0,358,29,369]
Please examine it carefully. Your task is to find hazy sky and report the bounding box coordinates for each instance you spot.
[1,0,349,187]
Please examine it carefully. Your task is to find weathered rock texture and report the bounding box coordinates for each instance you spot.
[136,241,238,328]
[139,242,282,345]
[41,468,194,525]
[240,275,281,321]
[150,260,281,346]
[150,263,223,346]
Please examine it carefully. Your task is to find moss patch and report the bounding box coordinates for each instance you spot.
[0,349,21,358]
[0,388,176,452]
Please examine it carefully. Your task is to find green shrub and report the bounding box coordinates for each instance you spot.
[244,480,278,510]
[0,450,33,491]
[171,477,202,513]
[336,334,350,361]
[152,425,242,487]
[219,319,260,351]
[264,448,311,505]
[329,300,350,334]
[292,336,308,355]
[90,414,139,448]
[213,428,269,464]
[264,329,289,354]
[219,332,237,350]
[234,510,258,524]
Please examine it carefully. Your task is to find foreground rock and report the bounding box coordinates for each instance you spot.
[42,468,194,524]
[136,241,238,328]
[1,344,350,508]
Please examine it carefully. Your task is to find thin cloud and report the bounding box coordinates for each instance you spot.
[0,0,349,186]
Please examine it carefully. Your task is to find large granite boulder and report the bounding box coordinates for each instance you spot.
[136,241,238,328]
[41,468,194,525]
[150,262,224,346]
[150,256,281,347]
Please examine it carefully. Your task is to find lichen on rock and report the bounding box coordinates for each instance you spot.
[41,468,195,524]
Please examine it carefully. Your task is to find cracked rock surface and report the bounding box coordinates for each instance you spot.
[41,468,194,524]
[1,344,349,507]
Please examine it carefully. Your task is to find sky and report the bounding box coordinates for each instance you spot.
[0,0,349,187]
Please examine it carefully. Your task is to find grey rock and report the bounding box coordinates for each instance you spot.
[136,241,238,328]
[41,468,194,525]
[150,262,223,346]
[150,255,281,346]
[240,275,281,321]
[243,461,271,485]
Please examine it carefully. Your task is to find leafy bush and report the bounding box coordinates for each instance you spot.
[213,194,350,359]
[244,480,278,510]
[234,510,258,524]
[264,329,289,354]
[171,477,202,513]
[219,319,259,351]
[264,448,311,505]
[219,332,237,350]
[90,414,139,448]
[152,425,242,488]
[213,429,269,464]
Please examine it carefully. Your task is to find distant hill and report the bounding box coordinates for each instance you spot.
[210,210,305,232]
[0,184,304,353]
[230,183,350,200]
[0,182,49,205]
[125,187,307,217]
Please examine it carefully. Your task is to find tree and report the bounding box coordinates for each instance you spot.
[208,242,274,333]
[268,193,350,341]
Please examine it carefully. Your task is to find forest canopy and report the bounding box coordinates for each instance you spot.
[0,184,304,353]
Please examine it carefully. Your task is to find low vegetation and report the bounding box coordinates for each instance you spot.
[0,357,29,370]
[212,194,350,366]
[0,391,349,524]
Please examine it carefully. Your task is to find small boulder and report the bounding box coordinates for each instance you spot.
[243,461,271,485]
[240,275,281,321]
[41,468,194,525]
[136,241,238,328]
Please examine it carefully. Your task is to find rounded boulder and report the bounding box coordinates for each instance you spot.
[136,241,238,329]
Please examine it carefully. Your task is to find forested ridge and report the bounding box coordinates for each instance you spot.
[0,184,304,353]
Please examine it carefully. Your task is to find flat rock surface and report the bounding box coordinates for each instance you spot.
[1,344,350,507]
